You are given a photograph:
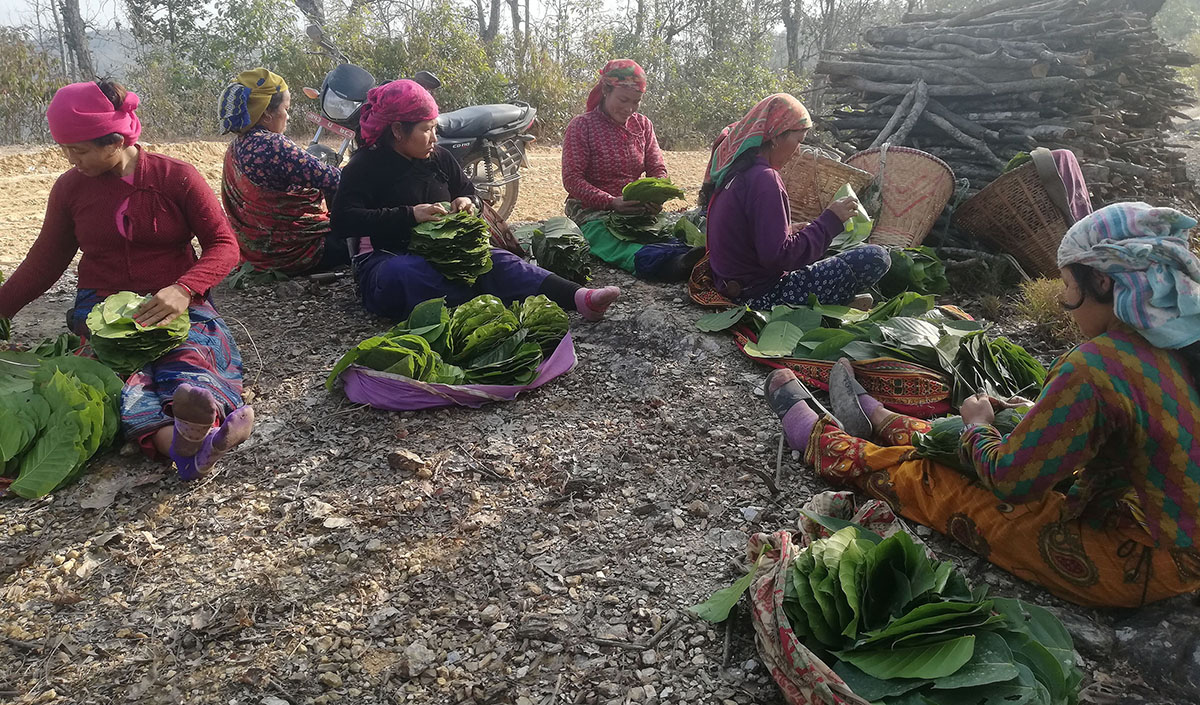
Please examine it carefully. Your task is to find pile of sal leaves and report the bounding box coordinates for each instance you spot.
[517,217,592,284]
[327,294,568,390]
[692,523,1082,705]
[409,205,493,285]
[696,292,1047,407]
[878,247,950,298]
[1,345,122,498]
[86,291,190,375]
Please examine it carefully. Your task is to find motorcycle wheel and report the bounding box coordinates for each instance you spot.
[461,151,520,221]
[307,143,343,168]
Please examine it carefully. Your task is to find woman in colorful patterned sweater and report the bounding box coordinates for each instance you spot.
[763,202,1200,607]
[560,59,702,281]
[219,68,348,275]
[0,80,254,481]
[705,93,891,308]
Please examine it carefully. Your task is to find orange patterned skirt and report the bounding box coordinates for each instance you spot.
[804,413,1200,608]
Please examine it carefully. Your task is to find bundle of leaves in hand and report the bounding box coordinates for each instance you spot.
[409,204,493,285]
[1,349,121,498]
[952,333,1047,407]
[622,176,685,205]
[878,246,950,297]
[692,523,1082,705]
[85,292,189,375]
[529,217,592,284]
[913,408,1027,475]
[512,295,569,355]
[604,211,670,243]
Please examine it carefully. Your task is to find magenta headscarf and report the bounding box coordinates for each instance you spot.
[47,82,142,146]
[358,79,439,148]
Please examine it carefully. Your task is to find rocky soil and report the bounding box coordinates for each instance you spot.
[1,140,1197,705]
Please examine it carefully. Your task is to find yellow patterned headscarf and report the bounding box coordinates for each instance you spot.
[218,68,288,134]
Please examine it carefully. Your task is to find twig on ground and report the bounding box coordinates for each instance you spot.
[749,467,781,496]
[455,443,513,482]
[721,616,735,668]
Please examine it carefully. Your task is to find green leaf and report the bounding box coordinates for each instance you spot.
[791,548,842,646]
[798,509,883,545]
[696,306,750,333]
[832,660,927,701]
[858,601,993,647]
[931,631,1019,690]
[836,635,976,681]
[755,320,806,357]
[689,557,761,623]
[10,415,84,499]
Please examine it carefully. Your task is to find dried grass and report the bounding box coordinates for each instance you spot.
[1017,278,1082,345]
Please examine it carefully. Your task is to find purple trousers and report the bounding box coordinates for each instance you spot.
[357,249,553,320]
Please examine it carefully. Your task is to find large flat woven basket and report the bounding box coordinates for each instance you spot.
[845,147,955,248]
[780,146,873,225]
[953,154,1071,278]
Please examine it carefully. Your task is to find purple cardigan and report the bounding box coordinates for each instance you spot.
[706,156,844,299]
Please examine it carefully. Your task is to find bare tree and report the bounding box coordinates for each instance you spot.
[58,0,94,78]
[476,0,501,41]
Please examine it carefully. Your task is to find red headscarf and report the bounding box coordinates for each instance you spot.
[703,94,811,190]
[586,59,648,112]
[359,79,439,148]
[46,82,142,146]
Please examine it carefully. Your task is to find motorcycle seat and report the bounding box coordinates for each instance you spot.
[438,104,529,138]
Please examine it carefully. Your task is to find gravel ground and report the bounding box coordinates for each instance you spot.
[2,141,1199,705]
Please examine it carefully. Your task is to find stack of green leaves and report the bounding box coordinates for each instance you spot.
[692,523,1083,705]
[513,294,569,355]
[605,211,670,243]
[879,246,950,297]
[529,217,592,284]
[673,217,706,247]
[1,349,122,498]
[85,292,190,375]
[950,333,1047,407]
[328,294,569,389]
[695,292,1048,411]
[622,176,685,205]
[409,205,493,285]
[913,408,1028,475]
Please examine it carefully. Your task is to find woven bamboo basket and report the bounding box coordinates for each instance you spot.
[953,161,1070,278]
[845,147,955,248]
[780,146,873,225]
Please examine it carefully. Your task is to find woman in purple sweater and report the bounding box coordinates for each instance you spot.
[704,94,890,307]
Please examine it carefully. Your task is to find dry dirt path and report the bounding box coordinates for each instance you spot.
[0,141,1194,705]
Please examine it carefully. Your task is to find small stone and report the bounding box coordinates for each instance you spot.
[318,672,343,688]
[480,604,502,624]
[387,449,426,473]
[404,640,437,678]
[641,649,658,666]
[685,500,710,517]
[364,539,384,552]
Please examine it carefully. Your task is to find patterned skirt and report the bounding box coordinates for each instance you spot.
[803,413,1200,607]
[71,289,244,454]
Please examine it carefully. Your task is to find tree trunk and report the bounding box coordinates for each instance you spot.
[508,0,521,46]
[58,0,93,79]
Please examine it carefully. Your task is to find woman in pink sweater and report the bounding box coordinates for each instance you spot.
[0,80,253,480]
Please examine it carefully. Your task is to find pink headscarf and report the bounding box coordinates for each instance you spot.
[585,59,647,112]
[46,82,142,146]
[358,79,439,148]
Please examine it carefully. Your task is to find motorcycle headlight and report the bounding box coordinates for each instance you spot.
[323,91,360,121]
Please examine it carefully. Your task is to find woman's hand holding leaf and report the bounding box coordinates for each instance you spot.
[134,284,190,328]
[960,393,996,425]
[450,197,475,215]
[414,203,449,223]
[611,197,648,215]
[827,195,861,222]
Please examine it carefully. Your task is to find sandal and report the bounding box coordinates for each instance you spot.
[829,358,872,439]
[764,368,838,425]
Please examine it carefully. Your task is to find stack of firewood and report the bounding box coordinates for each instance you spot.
[819,0,1199,209]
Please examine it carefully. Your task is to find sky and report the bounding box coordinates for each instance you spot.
[0,0,125,28]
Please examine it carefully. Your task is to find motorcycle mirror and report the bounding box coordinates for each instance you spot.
[305,24,324,43]
[413,71,442,91]
[302,87,320,100]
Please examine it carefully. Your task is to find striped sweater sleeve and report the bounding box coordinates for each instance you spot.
[959,351,1108,503]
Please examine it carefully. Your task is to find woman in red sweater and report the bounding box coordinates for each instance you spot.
[0,80,254,480]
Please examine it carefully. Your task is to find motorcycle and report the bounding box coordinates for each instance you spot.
[301,24,536,220]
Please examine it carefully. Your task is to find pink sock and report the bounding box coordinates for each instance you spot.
[575,286,620,322]
[858,392,884,419]
[781,402,819,452]
[195,406,255,473]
